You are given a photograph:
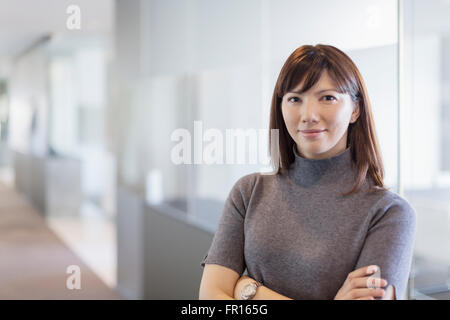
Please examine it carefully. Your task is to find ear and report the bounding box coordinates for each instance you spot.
[350,103,360,124]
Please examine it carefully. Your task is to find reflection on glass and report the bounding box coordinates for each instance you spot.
[403,0,450,299]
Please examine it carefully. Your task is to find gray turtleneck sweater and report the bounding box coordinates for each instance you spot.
[201,146,416,300]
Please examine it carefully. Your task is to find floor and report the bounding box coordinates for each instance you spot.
[47,202,117,289]
[0,173,121,299]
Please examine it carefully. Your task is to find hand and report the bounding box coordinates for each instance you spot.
[233,275,252,299]
[334,265,388,300]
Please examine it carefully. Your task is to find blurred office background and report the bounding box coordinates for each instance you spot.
[0,0,448,299]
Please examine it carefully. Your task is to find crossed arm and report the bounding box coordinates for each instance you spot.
[199,264,395,300]
[234,274,395,300]
[233,274,292,300]
[199,264,292,300]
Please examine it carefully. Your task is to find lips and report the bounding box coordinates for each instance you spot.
[300,129,326,133]
[299,129,326,139]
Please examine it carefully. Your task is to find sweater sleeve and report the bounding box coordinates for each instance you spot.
[353,195,417,300]
[200,173,257,276]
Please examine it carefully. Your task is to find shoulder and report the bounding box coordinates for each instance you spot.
[229,172,261,203]
[371,190,415,216]
[368,189,417,229]
[233,172,260,190]
[227,171,273,216]
[231,170,279,196]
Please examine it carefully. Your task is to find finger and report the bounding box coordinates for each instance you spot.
[356,296,375,300]
[349,288,386,299]
[365,276,388,289]
[347,265,379,280]
[348,276,388,289]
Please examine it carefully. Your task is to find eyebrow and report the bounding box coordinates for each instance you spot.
[287,88,339,95]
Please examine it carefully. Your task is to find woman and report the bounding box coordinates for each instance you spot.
[199,44,416,300]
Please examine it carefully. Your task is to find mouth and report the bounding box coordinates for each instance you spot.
[299,129,327,133]
[298,129,326,138]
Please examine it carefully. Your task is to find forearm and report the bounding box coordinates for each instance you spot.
[233,276,293,300]
[201,276,293,300]
[202,286,289,300]
[207,291,235,300]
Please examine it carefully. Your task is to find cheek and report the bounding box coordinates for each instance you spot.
[281,106,297,127]
[327,107,352,130]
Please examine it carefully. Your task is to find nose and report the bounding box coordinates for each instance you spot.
[300,99,319,123]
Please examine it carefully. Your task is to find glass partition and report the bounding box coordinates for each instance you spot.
[127,0,400,233]
[402,0,450,299]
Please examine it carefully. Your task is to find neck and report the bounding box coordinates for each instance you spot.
[287,144,356,187]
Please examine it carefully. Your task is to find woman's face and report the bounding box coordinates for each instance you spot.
[281,70,360,160]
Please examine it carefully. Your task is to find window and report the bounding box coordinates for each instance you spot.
[402,0,450,299]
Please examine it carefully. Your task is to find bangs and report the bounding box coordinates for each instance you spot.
[278,50,358,100]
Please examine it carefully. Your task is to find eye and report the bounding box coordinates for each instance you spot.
[322,95,337,102]
[287,96,300,103]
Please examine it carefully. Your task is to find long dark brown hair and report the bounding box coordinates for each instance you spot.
[269,44,389,196]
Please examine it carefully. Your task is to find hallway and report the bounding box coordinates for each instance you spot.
[0,181,121,299]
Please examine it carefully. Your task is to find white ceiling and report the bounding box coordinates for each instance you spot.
[0,0,114,60]
[0,0,448,76]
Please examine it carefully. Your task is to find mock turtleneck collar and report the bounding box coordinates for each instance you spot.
[287,144,355,187]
